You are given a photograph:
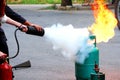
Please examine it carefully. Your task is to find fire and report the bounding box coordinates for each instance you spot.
[88,0,117,43]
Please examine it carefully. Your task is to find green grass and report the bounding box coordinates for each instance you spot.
[21,0,61,4]
[7,0,61,4]
[7,0,110,4]
[7,0,84,4]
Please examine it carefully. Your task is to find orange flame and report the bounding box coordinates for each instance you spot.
[88,0,117,43]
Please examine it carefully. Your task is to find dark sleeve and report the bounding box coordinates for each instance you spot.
[5,5,26,24]
[112,0,115,4]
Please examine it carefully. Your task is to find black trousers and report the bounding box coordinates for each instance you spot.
[0,27,9,63]
[0,40,9,63]
[0,40,9,56]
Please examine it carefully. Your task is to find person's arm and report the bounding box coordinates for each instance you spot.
[5,5,42,31]
[5,5,26,24]
[1,15,28,32]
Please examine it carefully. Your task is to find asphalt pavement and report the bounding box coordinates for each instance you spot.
[3,4,120,80]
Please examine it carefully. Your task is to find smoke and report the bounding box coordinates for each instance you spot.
[43,23,94,64]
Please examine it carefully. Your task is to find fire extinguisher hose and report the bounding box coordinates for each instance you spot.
[7,28,20,59]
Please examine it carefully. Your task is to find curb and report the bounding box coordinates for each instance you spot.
[8,4,53,10]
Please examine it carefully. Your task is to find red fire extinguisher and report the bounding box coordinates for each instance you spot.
[0,52,13,80]
[0,28,35,80]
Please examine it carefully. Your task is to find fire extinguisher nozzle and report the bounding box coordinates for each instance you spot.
[26,26,45,37]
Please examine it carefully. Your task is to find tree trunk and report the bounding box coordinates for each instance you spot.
[61,0,72,6]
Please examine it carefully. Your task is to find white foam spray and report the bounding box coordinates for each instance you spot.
[43,23,94,64]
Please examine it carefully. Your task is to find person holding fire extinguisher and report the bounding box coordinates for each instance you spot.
[0,0,26,78]
[0,0,28,63]
[0,0,43,63]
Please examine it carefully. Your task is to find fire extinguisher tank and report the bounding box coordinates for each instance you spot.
[75,35,99,80]
[0,54,13,80]
[0,62,13,80]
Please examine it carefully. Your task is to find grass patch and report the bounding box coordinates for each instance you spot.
[7,0,111,4]
[7,0,61,4]
[7,0,84,4]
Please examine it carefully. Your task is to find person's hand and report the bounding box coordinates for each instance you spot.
[19,24,28,32]
[0,51,5,56]
[0,51,7,59]
[31,24,43,31]
[23,21,43,31]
